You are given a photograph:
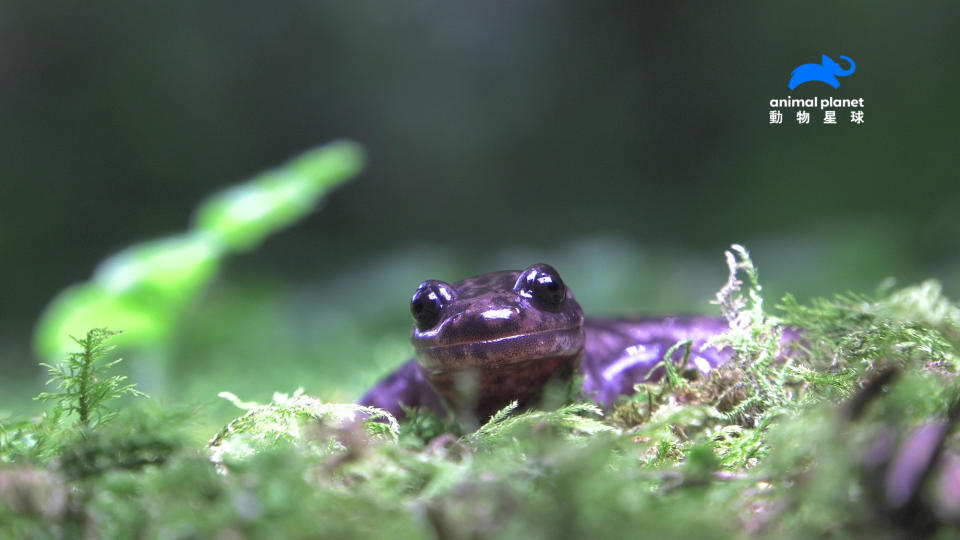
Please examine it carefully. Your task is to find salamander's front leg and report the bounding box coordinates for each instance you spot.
[358,359,448,420]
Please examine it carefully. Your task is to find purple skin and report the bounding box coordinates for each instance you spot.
[359,264,732,421]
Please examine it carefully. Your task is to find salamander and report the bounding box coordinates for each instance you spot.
[359,263,731,421]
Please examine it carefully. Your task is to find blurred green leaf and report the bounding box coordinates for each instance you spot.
[33,141,365,362]
[34,284,170,359]
[95,233,222,300]
[194,140,365,251]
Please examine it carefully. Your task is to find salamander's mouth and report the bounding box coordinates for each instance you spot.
[419,325,581,349]
[414,326,585,374]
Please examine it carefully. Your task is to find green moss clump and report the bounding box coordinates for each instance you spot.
[3,246,960,538]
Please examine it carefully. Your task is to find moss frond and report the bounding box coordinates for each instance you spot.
[35,328,145,429]
[209,388,399,465]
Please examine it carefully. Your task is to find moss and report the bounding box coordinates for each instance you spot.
[3,245,960,538]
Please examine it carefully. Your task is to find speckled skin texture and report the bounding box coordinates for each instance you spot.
[358,267,732,421]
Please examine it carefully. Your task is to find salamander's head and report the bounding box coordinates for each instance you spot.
[408,263,585,421]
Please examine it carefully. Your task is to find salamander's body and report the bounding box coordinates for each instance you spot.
[359,264,731,421]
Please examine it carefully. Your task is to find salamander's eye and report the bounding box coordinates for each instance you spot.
[410,280,455,330]
[515,263,566,311]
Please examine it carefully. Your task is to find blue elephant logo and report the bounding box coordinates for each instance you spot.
[788,54,856,90]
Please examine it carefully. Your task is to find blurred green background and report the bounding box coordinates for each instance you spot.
[2,2,959,422]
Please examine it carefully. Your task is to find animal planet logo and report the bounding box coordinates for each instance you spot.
[788,54,856,90]
[769,53,864,125]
